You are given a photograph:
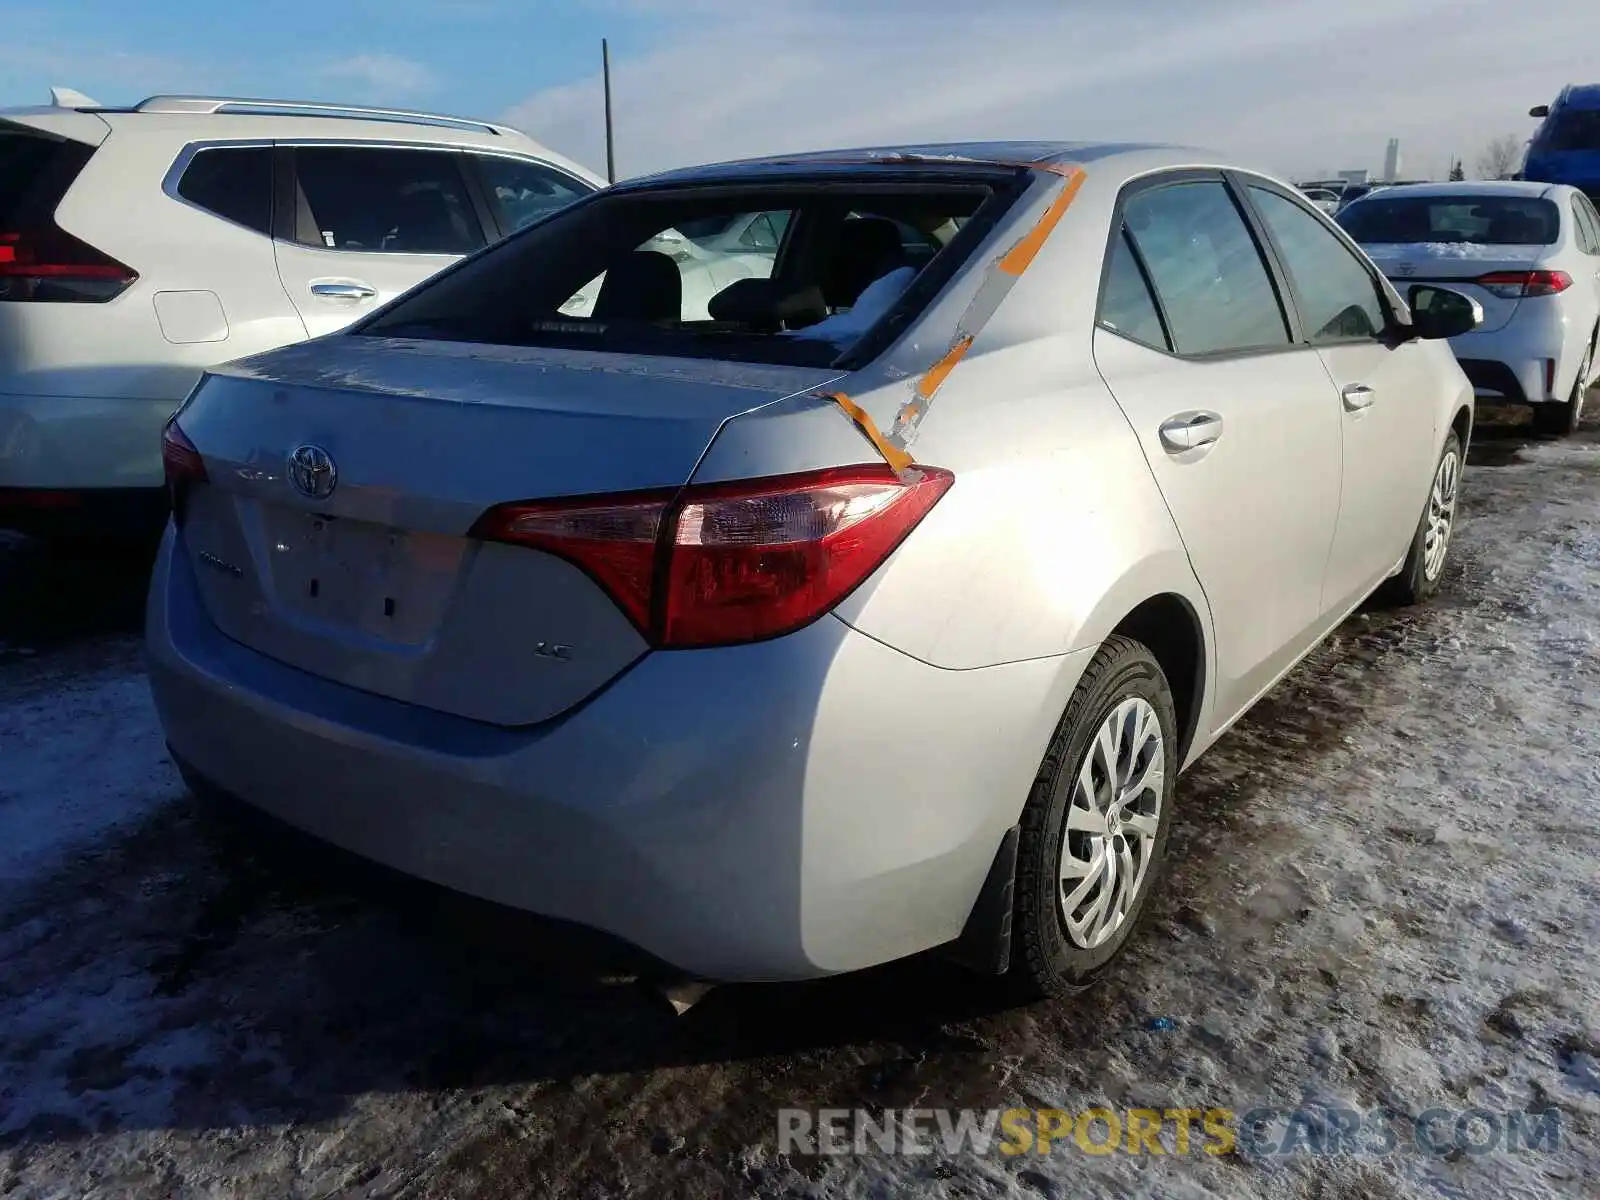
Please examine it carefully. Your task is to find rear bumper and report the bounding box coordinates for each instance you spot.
[0,391,179,491]
[146,526,1085,982]
[1450,310,1580,405]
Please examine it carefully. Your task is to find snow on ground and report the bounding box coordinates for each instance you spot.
[0,646,182,889]
[0,414,1596,1199]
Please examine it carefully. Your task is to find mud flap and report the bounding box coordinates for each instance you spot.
[939,824,1019,975]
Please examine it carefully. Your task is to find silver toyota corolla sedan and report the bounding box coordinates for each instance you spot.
[147,141,1482,998]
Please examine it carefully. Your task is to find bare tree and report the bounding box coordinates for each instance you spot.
[1476,135,1523,180]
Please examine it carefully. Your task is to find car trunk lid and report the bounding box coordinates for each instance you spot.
[1359,242,1548,333]
[175,335,842,725]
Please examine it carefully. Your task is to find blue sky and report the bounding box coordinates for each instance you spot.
[4,0,1597,180]
[0,2,643,124]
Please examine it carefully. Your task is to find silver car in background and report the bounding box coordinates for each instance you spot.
[147,142,1480,997]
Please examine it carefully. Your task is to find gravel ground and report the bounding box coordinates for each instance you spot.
[1,406,1597,1200]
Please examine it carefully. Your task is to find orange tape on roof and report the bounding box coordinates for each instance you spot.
[821,161,1089,461]
[997,168,1086,277]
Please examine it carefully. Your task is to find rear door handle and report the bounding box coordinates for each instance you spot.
[1342,383,1376,411]
[310,281,377,301]
[1158,411,1224,453]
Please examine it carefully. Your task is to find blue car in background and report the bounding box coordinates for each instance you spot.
[1524,84,1600,203]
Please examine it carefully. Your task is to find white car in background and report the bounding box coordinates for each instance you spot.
[0,90,601,538]
[1339,181,1600,435]
[1300,187,1342,216]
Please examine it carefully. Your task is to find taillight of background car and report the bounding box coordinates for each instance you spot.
[161,419,207,519]
[1475,269,1573,299]
[471,463,955,648]
[0,224,137,302]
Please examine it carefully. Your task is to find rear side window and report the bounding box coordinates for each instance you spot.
[176,146,272,234]
[1122,180,1290,356]
[0,130,93,229]
[1337,195,1560,245]
[358,175,1022,368]
[292,147,484,255]
[473,156,593,233]
[1097,230,1168,350]
[1248,186,1387,343]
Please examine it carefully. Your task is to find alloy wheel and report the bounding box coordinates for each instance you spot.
[1058,696,1164,950]
[1423,447,1460,582]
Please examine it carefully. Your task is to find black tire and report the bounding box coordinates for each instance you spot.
[1532,331,1594,438]
[1010,635,1178,1001]
[1375,430,1462,607]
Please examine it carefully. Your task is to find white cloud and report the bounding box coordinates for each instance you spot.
[319,53,438,99]
[504,0,1596,181]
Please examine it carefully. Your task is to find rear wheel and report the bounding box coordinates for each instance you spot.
[1010,636,1177,1000]
[1532,332,1594,438]
[1375,431,1461,607]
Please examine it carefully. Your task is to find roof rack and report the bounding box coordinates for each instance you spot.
[132,95,519,137]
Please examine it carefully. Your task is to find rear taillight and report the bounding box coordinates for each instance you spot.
[162,419,207,519]
[1475,269,1572,299]
[0,225,137,302]
[471,463,954,649]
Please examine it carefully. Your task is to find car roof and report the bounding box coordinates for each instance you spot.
[1559,83,1600,110]
[1348,180,1559,200]
[618,141,1245,189]
[0,93,606,185]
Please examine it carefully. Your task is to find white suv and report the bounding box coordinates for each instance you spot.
[0,91,602,537]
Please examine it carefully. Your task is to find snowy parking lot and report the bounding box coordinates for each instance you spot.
[1,405,1597,1199]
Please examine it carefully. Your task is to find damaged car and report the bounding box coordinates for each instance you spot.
[147,142,1480,998]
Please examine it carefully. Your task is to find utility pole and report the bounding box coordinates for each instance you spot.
[602,38,615,184]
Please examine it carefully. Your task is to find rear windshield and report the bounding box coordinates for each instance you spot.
[357,174,1021,368]
[0,130,93,227]
[1540,107,1600,153]
[1337,195,1560,245]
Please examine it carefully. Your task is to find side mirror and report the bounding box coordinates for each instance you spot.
[1529,104,1550,118]
[1407,285,1483,340]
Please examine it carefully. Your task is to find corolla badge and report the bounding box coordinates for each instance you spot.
[287,443,337,500]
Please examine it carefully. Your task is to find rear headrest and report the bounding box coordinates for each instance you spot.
[708,278,827,329]
[592,250,682,322]
[823,217,907,308]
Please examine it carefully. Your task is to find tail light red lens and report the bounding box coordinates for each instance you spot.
[1474,269,1572,299]
[469,490,672,633]
[0,226,137,302]
[472,463,954,649]
[161,420,207,520]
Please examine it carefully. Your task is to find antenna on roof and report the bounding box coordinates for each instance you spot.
[601,39,616,184]
[50,87,101,108]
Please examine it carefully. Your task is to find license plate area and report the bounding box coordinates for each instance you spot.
[263,506,466,645]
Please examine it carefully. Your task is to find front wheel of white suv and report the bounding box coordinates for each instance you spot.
[1010,636,1178,1000]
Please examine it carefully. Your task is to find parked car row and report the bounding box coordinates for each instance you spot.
[143,137,1488,996]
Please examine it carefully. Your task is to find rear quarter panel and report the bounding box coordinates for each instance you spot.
[819,164,1213,686]
[829,340,1210,676]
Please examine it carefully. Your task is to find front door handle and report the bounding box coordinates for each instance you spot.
[1158,411,1224,453]
[310,281,377,301]
[1342,383,1376,411]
